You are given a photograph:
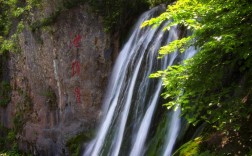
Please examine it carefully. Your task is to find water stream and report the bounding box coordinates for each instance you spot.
[83,5,196,156]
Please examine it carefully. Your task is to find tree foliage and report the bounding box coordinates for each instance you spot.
[143,0,252,130]
[0,0,40,53]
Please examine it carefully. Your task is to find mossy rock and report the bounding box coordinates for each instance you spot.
[0,81,11,108]
[66,132,94,156]
[41,87,57,110]
[173,137,202,156]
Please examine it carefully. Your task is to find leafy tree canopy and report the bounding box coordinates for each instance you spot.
[143,0,252,130]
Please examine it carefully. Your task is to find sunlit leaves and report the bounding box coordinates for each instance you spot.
[144,0,252,130]
[141,12,169,29]
[158,36,193,58]
[1,40,15,52]
[12,7,25,17]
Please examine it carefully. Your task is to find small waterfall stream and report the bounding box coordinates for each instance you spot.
[83,5,197,156]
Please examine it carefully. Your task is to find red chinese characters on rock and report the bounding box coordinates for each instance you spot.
[69,33,82,48]
[72,61,80,77]
[69,33,82,104]
[74,87,81,104]
[72,60,81,104]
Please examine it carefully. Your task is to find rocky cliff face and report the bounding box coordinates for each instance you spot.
[0,2,115,155]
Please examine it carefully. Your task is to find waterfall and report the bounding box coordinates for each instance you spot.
[162,45,197,156]
[162,108,181,156]
[83,5,197,156]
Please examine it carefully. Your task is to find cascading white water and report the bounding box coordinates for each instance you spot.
[163,108,181,156]
[161,46,197,156]
[162,47,197,156]
[83,5,197,156]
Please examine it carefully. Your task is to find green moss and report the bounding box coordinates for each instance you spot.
[173,137,202,156]
[0,89,34,155]
[0,90,33,154]
[0,125,25,155]
[0,125,9,150]
[0,81,11,107]
[172,136,221,156]
[30,0,87,32]
[30,9,61,32]
[37,0,150,33]
[0,142,25,156]
[13,89,33,133]
[62,0,87,9]
[66,132,94,156]
[0,0,40,53]
[146,114,169,156]
[13,112,25,134]
[0,53,11,108]
[41,87,57,110]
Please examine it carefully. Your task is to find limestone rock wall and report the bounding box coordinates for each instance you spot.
[1,3,114,155]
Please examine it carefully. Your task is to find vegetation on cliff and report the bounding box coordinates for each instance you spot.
[0,0,172,54]
[0,0,41,53]
[143,0,252,155]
